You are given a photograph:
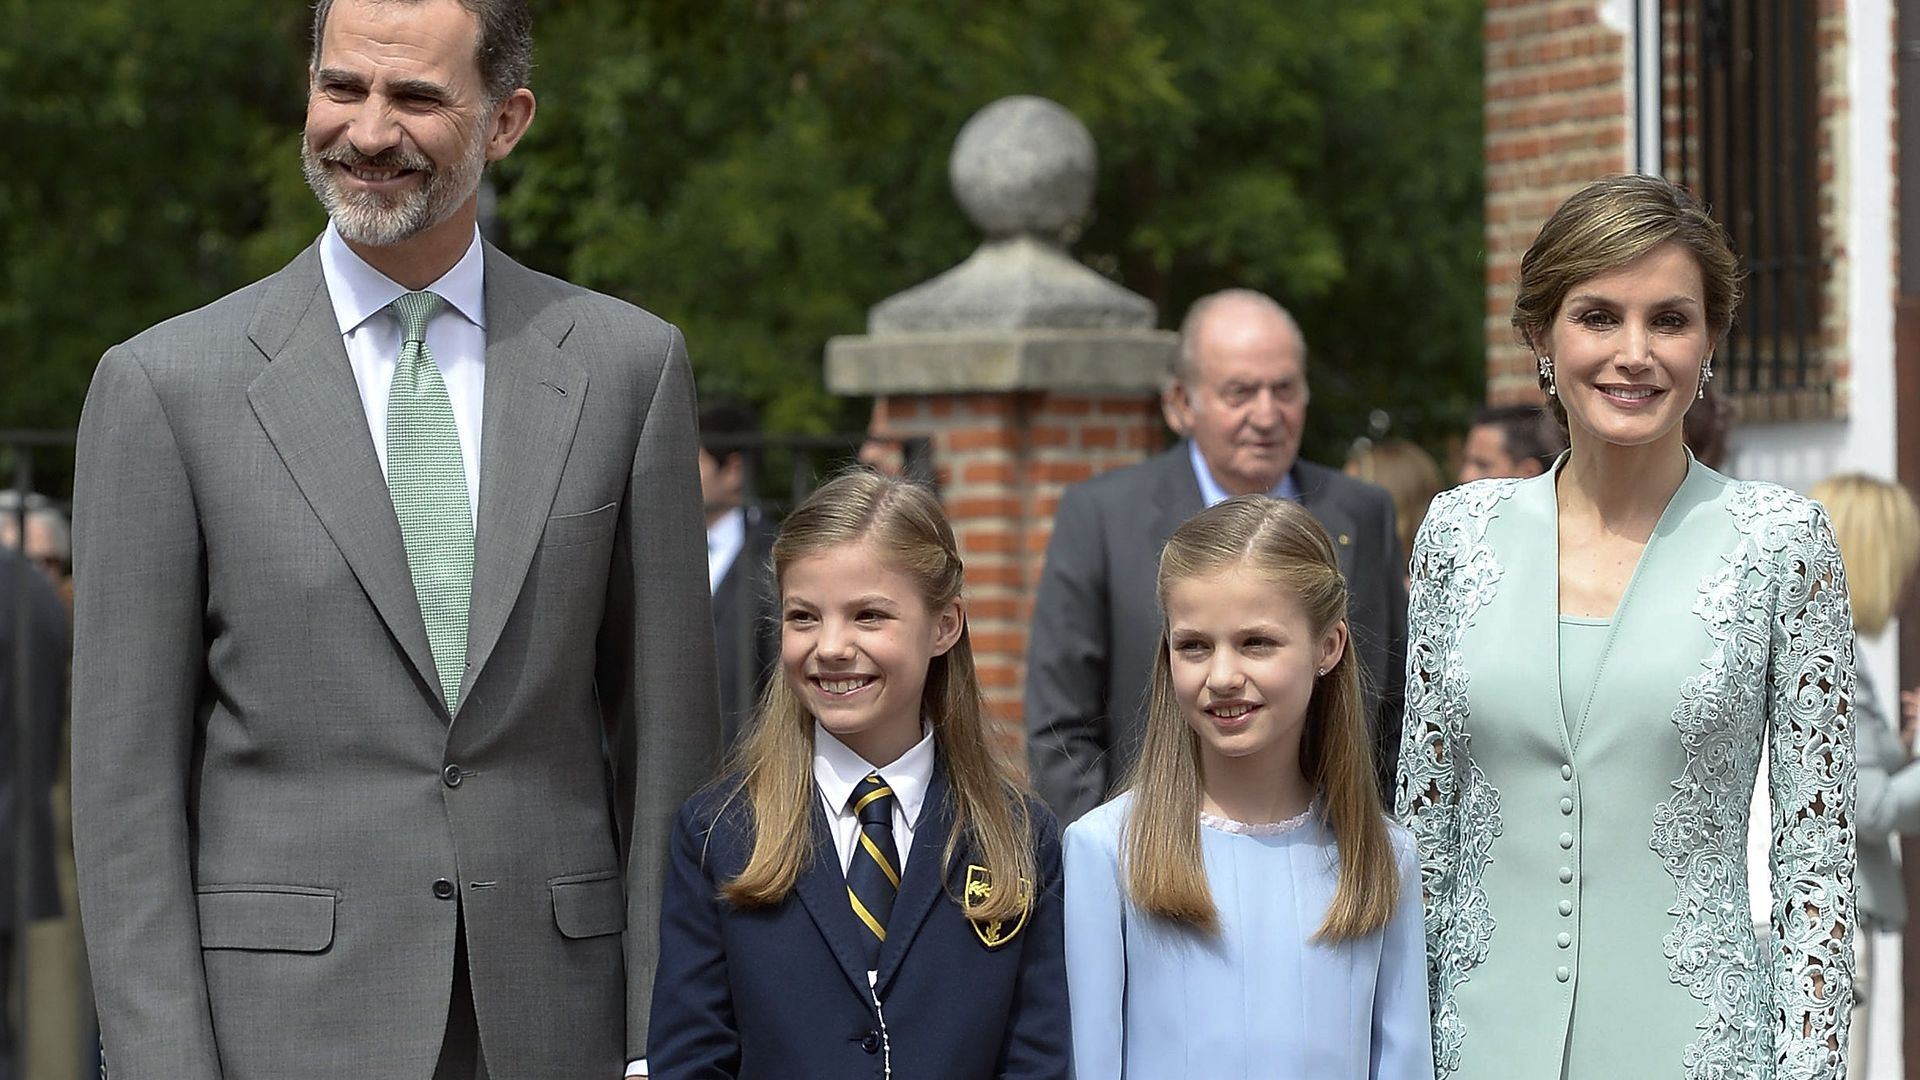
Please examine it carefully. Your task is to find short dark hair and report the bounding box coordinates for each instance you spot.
[311,0,533,105]
[1470,403,1566,471]
[698,399,759,461]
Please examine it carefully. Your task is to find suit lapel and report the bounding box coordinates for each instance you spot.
[792,798,882,1001]
[245,244,443,705]
[1295,461,1361,581]
[1148,444,1207,556]
[873,769,954,997]
[456,247,588,709]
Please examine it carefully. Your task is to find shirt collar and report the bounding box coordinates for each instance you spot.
[706,506,746,551]
[813,721,936,827]
[318,221,488,336]
[1187,439,1300,506]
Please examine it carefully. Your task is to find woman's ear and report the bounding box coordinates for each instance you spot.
[931,598,965,657]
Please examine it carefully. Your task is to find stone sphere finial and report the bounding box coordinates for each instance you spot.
[950,96,1096,241]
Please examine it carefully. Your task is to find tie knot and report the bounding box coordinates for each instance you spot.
[390,290,444,346]
[851,774,895,826]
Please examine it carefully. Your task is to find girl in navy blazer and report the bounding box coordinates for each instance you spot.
[648,469,1069,1080]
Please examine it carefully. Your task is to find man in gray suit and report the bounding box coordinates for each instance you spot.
[1025,288,1407,823]
[70,1,716,1076]
[0,547,67,1080]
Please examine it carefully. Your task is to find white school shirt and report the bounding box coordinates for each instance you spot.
[706,506,747,594]
[319,222,487,525]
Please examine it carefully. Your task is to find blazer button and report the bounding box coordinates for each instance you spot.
[1556,966,1571,983]
[1560,797,1574,815]
[432,878,456,900]
[1561,764,1573,781]
[1559,867,1573,884]
[1559,832,1574,849]
[1559,900,1573,916]
[1557,933,1572,949]
[443,764,463,788]
[861,1032,882,1054]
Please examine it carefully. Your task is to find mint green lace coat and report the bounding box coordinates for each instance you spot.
[1396,459,1855,1080]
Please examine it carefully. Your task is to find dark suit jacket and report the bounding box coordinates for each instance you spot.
[0,549,66,930]
[71,239,719,1078]
[1025,443,1407,822]
[712,509,778,745]
[648,769,1070,1079]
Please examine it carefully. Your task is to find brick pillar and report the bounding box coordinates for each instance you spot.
[861,392,1163,748]
[1484,0,1633,402]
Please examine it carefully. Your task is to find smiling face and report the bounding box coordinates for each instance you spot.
[1545,242,1712,456]
[1164,562,1345,777]
[301,0,531,249]
[1172,299,1309,497]
[779,538,963,767]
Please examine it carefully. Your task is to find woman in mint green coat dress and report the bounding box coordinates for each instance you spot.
[1398,175,1856,1080]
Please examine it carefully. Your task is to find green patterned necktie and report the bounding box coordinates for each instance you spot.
[385,290,473,710]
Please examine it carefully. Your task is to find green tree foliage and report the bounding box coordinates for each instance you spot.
[3,0,1482,472]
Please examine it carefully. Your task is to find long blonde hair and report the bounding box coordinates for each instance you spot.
[1122,495,1397,941]
[719,469,1035,922]
[1811,473,1920,640]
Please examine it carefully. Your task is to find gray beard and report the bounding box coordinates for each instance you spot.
[301,128,487,247]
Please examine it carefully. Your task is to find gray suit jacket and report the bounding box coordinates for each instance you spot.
[1025,444,1407,823]
[0,548,67,931]
[70,240,719,1078]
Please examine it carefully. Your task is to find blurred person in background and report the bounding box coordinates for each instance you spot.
[1457,403,1564,483]
[1345,438,1443,589]
[0,545,68,1080]
[698,398,778,746]
[1683,382,1734,472]
[1811,472,1920,1080]
[0,493,71,595]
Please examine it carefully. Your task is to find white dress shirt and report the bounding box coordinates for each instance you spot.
[812,721,937,880]
[706,506,747,594]
[319,222,487,525]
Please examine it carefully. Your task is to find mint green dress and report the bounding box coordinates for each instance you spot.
[1397,457,1856,1080]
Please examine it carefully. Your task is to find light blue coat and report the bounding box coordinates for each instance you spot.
[1397,458,1856,1080]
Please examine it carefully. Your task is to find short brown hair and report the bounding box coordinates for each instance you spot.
[312,0,533,105]
[1513,175,1741,413]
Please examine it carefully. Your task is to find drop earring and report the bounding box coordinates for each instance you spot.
[1697,358,1714,399]
[1537,355,1557,397]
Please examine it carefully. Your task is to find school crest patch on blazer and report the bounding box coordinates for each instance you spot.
[963,864,1030,948]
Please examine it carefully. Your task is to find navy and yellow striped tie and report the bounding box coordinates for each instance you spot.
[846,773,900,970]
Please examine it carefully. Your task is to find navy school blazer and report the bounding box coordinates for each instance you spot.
[647,767,1070,1079]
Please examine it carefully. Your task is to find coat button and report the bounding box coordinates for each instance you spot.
[1559,867,1573,884]
[443,764,463,788]
[1559,832,1574,849]
[861,1032,881,1054]
[1561,764,1573,780]
[432,878,456,900]
[1559,900,1573,916]
[1557,933,1572,949]
[1556,966,1571,983]
[1560,797,1574,815]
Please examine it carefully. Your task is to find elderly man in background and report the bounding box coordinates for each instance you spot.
[1025,288,1407,823]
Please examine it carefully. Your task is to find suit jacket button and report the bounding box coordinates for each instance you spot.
[433,878,456,900]
[443,764,463,788]
[861,1032,882,1054]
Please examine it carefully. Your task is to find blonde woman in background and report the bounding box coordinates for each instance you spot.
[1344,439,1443,586]
[1812,472,1920,1080]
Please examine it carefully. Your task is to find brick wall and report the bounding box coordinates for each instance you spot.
[1484,0,1633,402]
[869,391,1163,752]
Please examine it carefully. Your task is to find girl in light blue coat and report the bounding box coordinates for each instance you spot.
[1063,496,1432,1079]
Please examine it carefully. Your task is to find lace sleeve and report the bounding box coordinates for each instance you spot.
[1766,503,1856,1079]
[1394,485,1508,1076]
